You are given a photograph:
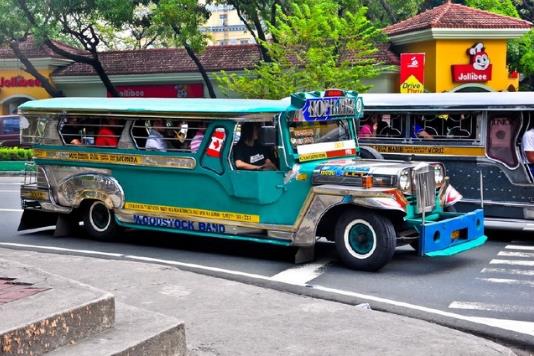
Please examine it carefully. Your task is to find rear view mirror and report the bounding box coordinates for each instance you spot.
[260,125,276,147]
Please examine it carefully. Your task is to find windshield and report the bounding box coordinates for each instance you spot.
[289,119,351,151]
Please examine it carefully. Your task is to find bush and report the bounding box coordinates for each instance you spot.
[0,147,33,161]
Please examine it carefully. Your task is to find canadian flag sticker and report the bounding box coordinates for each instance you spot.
[206,128,226,158]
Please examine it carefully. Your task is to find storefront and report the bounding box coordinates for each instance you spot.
[384,2,531,93]
[0,70,51,115]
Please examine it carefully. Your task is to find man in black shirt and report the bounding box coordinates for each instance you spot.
[234,122,277,170]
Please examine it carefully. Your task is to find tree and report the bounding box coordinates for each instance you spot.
[15,0,146,97]
[152,0,217,98]
[357,0,425,26]
[0,0,64,97]
[217,0,386,99]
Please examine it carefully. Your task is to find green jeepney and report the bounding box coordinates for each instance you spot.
[18,90,487,271]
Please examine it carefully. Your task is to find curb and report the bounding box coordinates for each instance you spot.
[1,295,115,355]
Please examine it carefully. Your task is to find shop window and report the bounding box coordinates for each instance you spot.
[487,113,521,168]
[130,119,211,153]
[59,116,125,147]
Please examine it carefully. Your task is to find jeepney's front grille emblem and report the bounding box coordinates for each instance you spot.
[415,168,436,214]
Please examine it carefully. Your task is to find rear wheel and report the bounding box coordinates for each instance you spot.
[335,209,396,271]
[82,200,118,240]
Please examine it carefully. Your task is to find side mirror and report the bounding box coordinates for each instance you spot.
[260,125,276,147]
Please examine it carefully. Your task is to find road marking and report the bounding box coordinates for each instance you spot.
[270,258,331,285]
[498,251,534,258]
[0,242,124,258]
[478,277,534,287]
[490,259,534,267]
[481,268,534,276]
[449,301,534,314]
[311,285,534,337]
[2,242,534,338]
[0,208,22,212]
[506,245,534,251]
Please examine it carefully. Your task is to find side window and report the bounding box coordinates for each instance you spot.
[233,121,278,170]
[130,119,211,153]
[59,116,125,147]
[410,112,480,142]
[358,113,404,140]
[487,113,521,167]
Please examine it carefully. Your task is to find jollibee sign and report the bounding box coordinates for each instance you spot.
[399,53,425,93]
[0,76,41,87]
[452,42,492,82]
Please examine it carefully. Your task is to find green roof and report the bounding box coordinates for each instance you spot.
[19,97,293,118]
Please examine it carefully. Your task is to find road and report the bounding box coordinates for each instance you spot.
[1,176,533,348]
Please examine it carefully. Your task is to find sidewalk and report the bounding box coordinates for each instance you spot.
[0,247,517,355]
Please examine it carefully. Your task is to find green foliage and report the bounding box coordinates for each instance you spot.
[465,0,519,17]
[217,0,386,99]
[0,147,33,161]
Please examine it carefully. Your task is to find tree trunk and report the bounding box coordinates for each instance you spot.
[9,40,64,97]
[183,44,216,98]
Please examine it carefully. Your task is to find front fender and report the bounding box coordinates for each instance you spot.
[56,173,125,210]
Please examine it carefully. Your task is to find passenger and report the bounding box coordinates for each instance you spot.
[145,119,168,151]
[95,118,119,147]
[521,126,534,175]
[190,122,206,153]
[234,122,277,171]
[359,115,378,137]
[61,117,82,145]
[411,118,433,139]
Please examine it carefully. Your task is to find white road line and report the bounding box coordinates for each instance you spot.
[0,242,123,258]
[490,259,534,267]
[498,251,534,258]
[0,208,22,212]
[478,277,534,287]
[481,268,534,276]
[312,285,534,337]
[2,242,534,337]
[506,245,534,251]
[270,258,331,285]
[449,301,534,314]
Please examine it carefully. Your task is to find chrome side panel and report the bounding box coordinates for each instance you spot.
[56,173,125,209]
[294,194,343,246]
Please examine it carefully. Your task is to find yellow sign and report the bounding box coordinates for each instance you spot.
[299,152,327,162]
[400,75,424,94]
[368,144,485,157]
[124,202,260,223]
[33,149,196,169]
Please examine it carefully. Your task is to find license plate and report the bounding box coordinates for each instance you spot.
[451,230,460,239]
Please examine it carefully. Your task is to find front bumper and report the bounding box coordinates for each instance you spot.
[408,209,487,256]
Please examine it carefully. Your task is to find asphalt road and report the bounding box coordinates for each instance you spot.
[1,176,534,349]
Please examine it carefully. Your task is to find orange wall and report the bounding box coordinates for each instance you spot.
[395,39,518,92]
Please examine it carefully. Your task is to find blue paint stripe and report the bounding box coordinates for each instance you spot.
[425,235,488,257]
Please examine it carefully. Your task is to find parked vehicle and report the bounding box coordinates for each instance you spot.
[359,92,534,232]
[0,115,21,147]
[18,90,486,271]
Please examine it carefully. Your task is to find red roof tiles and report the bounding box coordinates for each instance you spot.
[0,37,81,59]
[385,2,532,37]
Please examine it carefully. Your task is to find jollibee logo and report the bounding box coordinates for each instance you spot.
[468,43,490,71]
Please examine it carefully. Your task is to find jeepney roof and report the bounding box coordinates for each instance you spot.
[360,92,534,111]
[18,97,293,120]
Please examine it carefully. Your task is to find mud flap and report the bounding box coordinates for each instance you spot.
[417,209,487,256]
[18,209,58,231]
[294,246,315,264]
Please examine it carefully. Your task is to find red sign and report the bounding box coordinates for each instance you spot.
[0,76,41,88]
[108,83,204,98]
[206,128,225,158]
[451,42,492,83]
[399,53,425,93]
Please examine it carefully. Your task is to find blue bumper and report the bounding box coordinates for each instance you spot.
[413,209,487,257]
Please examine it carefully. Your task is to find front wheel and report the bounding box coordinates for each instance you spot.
[335,209,396,271]
[82,200,118,240]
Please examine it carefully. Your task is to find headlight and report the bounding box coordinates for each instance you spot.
[399,168,411,192]
[433,164,445,187]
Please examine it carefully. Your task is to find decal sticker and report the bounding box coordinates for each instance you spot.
[124,202,260,223]
[133,215,226,233]
[367,145,485,157]
[206,128,226,158]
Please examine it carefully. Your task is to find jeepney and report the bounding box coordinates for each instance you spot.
[18,90,487,271]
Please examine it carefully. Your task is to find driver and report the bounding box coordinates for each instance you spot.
[234,122,277,171]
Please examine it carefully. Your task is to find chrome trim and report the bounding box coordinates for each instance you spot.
[56,174,125,210]
[461,198,534,208]
[294,194,343,246]
[485,218,534,231]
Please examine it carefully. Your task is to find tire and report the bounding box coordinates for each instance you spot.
[82,200,118,240]
[335,209,396,271]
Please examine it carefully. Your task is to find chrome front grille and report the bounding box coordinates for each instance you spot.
[414,167,436,214]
